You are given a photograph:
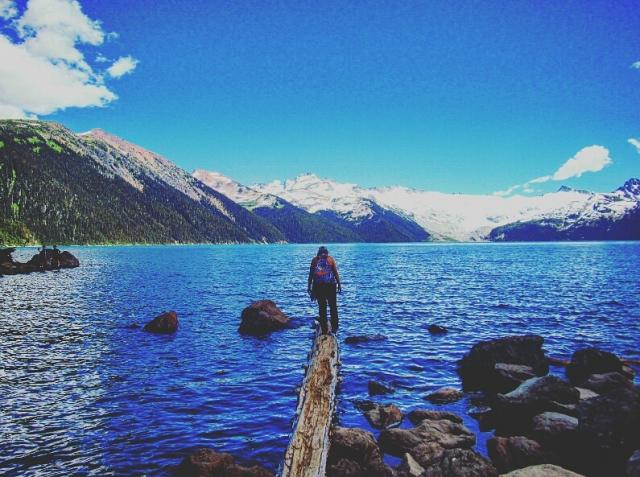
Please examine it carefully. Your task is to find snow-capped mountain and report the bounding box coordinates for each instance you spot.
[247,173,640,241]
[192,169,279,209]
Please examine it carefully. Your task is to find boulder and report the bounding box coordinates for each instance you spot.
[368,380,394,396]
[574,387,640,476]
[427,324,448,334]
[364,403,403,429]
[419,448,498,477]
[327,427,393,477]
[627,449,640,477]
[345,334,387,344]
[493,363,537,394]
[407,409,463,425]
[566,348,623,385]
[58,250,80,268]
[492,376,579,435]
[238,300,290,336]
[487,436,553,473]
[424,386,463,404]
[379,418,475,456]
[174,448,274,477]
[144,311,179,334]
[457,335,548,392]
[579,371,634,394]
[500,464,585,477]
[531,412,578,443]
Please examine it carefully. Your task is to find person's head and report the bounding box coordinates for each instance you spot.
[317,246,329,257]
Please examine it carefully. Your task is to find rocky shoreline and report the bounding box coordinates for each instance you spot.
[155,304,639,476]
[0,247,79,275]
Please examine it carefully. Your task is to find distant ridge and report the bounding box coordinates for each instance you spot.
[1,119,638,245]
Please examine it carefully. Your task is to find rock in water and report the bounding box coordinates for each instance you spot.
[419,448,498,477]
[344,334,387,344]
[368,380,395,396]
[579,371,634,394]
[457,335,548,392]
[327,427,393,477]
[487,436,553,473]
[364,403,403,429]
[500,464,585,476]
[427,324,448,334]
[144,311,179,334]
[424,386,464,404]
[566,348,623,385]
[408,409,463,425]
[492,376,579,435]
[531,412,578,443]
[574,386,640,476]
[238,300,290,336]
[174,448,274,477]
[493,363,537,393]
[379,419,476,456]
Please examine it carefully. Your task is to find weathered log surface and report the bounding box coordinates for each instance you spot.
[281,330,339,477]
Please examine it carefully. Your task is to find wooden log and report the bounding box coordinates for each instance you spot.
[281,330,339,477]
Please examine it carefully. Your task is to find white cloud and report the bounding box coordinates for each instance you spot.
[552,145,612,180]
[632,61,640,70]
[0,0,17,19]
[107,55,139,78]
[494,145,612,196]
[628,138,640,154]
[0,0,138,118]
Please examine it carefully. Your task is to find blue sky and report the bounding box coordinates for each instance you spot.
[1,0,639,194]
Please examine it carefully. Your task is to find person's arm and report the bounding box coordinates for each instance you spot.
[330,257,342,293]
[307,258,316,294]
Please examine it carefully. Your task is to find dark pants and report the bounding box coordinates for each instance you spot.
[314,282,338,334]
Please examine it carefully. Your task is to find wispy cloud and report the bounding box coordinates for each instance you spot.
[0,0,138,118]
[493,145,612,196]
[628,138,640,154]
[631,61,640,70]
[107,55,139,78]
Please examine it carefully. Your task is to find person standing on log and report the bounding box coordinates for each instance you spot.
[308,246,341,334]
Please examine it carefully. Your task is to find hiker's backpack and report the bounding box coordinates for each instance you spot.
[313,256,334,284]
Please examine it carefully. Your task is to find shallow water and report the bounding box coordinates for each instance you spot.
[1,243,639,476]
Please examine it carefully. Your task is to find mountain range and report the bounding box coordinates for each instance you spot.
[1,119,638,245]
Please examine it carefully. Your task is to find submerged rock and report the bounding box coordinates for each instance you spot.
[424,386,464,404]
[368,380,395,396]
[238,300,290,336]
[344,334,387,344]
[327,427,393,477]
[566,348,623,385]
[487,436,553,473]
[364,403,403,429]
[144,311,179,334]
[174,448,273,477]
[457,335,548,392]
[427,324,448,334]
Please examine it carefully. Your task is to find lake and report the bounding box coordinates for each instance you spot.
[1,243,639,476]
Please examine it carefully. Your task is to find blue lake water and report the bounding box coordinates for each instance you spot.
[1,243,639,476]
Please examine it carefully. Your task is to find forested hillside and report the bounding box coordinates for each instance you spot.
[0,120,284,245]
